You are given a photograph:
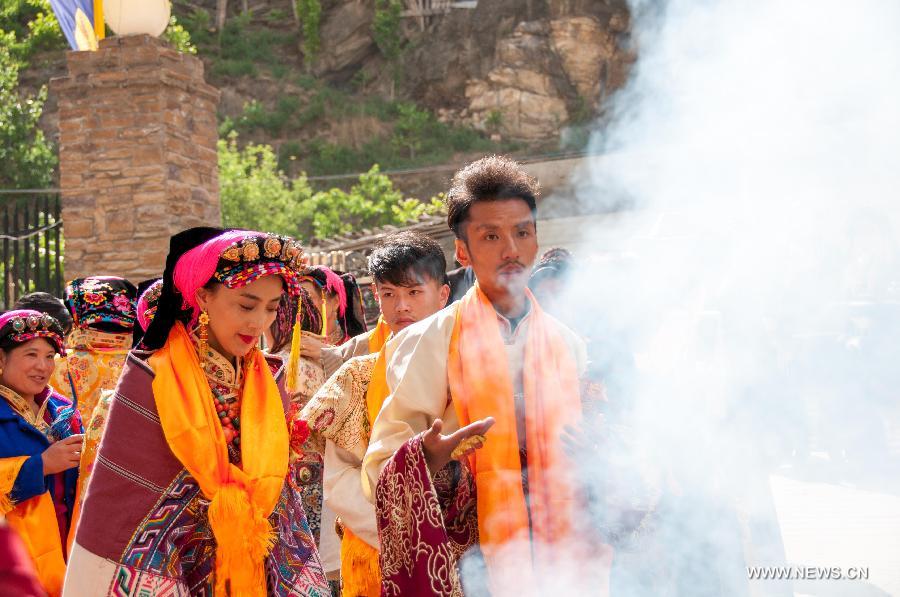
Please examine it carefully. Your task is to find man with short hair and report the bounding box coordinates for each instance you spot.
[362,156,608,595]
[301,230,450,596]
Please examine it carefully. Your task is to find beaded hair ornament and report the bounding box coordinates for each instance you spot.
[0,309,66,355]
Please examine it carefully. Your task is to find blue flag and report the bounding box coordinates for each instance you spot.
[48,0,100,51]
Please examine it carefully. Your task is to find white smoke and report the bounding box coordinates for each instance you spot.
[486,0,900,595]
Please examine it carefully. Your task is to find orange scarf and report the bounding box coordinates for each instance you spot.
[149,322,289,597]
[367,316,391,355]
[341,325,392,596]
[1,456,66,596]
[448,284,582,592]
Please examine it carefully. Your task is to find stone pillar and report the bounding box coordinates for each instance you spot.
[51,34,221,282]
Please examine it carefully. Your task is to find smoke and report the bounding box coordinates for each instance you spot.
[467,0,900,595]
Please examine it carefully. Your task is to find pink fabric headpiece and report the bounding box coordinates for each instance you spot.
[136,279,164,332]
[172,229,258,325]
[317,266,347,317]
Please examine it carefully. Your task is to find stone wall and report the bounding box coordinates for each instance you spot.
[51,35,221,283]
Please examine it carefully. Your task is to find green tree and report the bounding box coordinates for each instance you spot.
[0,43,56,188]
[294,165,443,239]
[0,0,64,62]
[219,134,443,242]
[372,0,402,61]
[296,0,321,66]
[372,0,403,96]
[391,102,430,158]
[163,16,197,54]
[218,132,310,237]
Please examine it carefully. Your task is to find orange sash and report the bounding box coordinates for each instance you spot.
[367,316,391,355]
[340,526,381,596]
[2,456,65,597]
[149,322,289,597]
[342,331,391,595]
[448,284,583,592]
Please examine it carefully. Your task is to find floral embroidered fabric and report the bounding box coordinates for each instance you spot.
[64,276,137,330]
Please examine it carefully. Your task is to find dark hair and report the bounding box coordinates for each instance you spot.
[339,272,368,339]
[368,231,449,287]
[445,155,540,239]
[14,292,72,335]
[0,336,57,353]
[142,226,226,350]
[269,287,322,354]
[529,247,573,290]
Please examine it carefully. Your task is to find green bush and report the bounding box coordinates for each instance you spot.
[277,140,303,172]
[220,133,441,242]
[271,63,288,80]
[391,102,430,158]
[176,7,214,48]
[266,9,287,24]
[212,58,257,78]
[294,165,442,240]
[237,96,302,136]
[219,132,305,236]
[372,0,403,61]
[218,12,290,64]
[296,0,322,64]
[0,0,64,62]
[296,74,317,89]
[163,16,196,54]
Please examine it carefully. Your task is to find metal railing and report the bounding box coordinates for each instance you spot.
[0,190,64,309]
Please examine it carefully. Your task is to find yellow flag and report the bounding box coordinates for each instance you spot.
[74,8,99,51]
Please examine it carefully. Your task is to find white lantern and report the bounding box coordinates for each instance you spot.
[103,0,171,38]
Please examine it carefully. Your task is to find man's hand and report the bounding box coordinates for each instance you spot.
[422,417,494,475]
[299,331,326,361]
[42,434,84,475]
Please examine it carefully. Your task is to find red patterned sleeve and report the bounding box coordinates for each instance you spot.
[375,433,480,597]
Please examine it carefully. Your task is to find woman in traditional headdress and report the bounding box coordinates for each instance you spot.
[64,227,329,596]
[48,276,137,541]
[0,310,83,597]
[299,267,367,346]
[133,278,163,348]
[299,268,369,380]
[268,287,324,403]
[50,276,138,424]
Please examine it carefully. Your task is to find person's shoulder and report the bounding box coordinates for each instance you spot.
[344,351,379,372]
[321,352,378,390]
[344,330,375,357]
[395,301,460,343]
[541,311,586,354]
[263,352,284,378]
[123,348,157,377]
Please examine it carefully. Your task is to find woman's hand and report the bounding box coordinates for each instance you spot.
[41,434,84,475]
[422,417,495,475]
[299,332,326,361]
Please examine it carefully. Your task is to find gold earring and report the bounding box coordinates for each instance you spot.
[198,310,210,364]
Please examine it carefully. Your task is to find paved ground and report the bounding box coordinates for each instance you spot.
[769,474,900,596]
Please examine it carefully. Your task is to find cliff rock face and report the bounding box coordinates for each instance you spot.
[313,0,632,141]
[313,1,377,79]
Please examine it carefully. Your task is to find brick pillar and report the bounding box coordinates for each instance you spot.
[51,35,221,282]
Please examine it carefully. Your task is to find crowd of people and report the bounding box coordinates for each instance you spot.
[0,156,624,597]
